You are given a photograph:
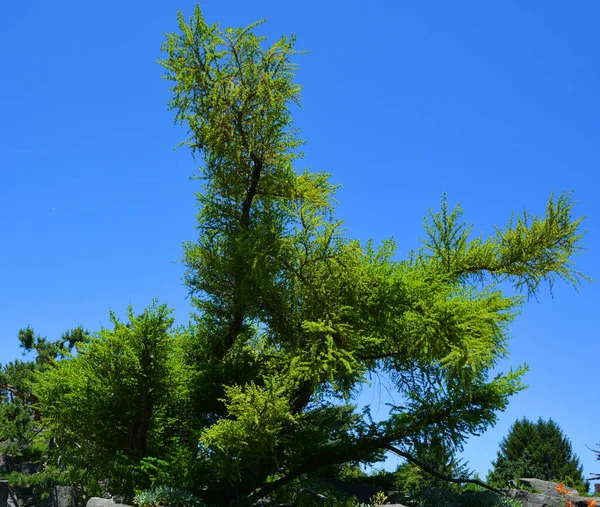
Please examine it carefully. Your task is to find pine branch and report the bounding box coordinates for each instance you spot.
[386,445,503,494]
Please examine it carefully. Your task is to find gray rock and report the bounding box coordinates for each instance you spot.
[503,488,556,507]
[8,484,40,506]
[47,486,76,507]
[7,488,20,507]
[18,462,39,475]
[85,498,133,507]
[518,477,579,497]
[503,485,593,507]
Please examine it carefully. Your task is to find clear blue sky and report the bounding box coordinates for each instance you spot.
[1,0,598,484]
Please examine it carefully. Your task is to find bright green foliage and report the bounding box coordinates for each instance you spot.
[21,6,589,505]
[34,302,199,495]
[199,379,295,481]
[487,417,587,492]
[152,5,588,505]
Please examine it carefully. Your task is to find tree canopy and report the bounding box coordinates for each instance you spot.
[6,5,588,506]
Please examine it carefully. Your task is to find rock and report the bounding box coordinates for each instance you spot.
[0,455,9,474]
[6,484,40,507]
[47,486,77,507]
[503,479,593,507]
[518,477,579,497]
[0,481,8,507]
[19,462,40,475]
[6,489,18,507]
[85,498,133,507]
[503,488,558,507]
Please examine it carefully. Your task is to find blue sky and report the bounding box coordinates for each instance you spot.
[1,0,599,483]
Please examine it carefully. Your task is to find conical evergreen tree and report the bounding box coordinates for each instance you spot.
[487,417,587,491]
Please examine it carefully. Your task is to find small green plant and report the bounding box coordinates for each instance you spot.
[368,491,388,506]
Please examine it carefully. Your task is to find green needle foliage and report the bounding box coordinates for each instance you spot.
[487,417,587,492]
[154,6,588,505]
[34,302,200,495]
[29,6,589,506]
[0,326,90,464]
[0,360,41,466]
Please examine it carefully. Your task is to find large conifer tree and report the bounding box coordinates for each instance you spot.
[152,6,589,504]
[27,6,590,505]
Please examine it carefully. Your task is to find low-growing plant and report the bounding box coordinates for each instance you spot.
[367,491,388,507]
[406,486,523,507]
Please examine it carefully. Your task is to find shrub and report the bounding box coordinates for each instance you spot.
[406,487,523,507]
[134,485,205,507]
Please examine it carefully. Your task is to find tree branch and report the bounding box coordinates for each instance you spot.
[386,445,503,495]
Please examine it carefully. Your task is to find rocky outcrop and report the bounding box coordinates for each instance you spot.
[8,484,41,506]
[518,477,579,497]
[47,486,77,507]
[0,484,80,507]
[503,478,593,507]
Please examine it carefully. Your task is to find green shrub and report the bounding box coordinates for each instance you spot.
[406,487,523,507]
[134,485,205,507]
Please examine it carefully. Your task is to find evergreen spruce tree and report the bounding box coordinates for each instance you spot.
[487,417,587,492]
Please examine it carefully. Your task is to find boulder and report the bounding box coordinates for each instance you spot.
[9,485,41,506]
[5,487,23,507]
[503,488,559,507]
[6,493,17,507]
[518,477,579,497]
[85,498,133,507]
[502,478,593,507]
[47,486,77,507]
